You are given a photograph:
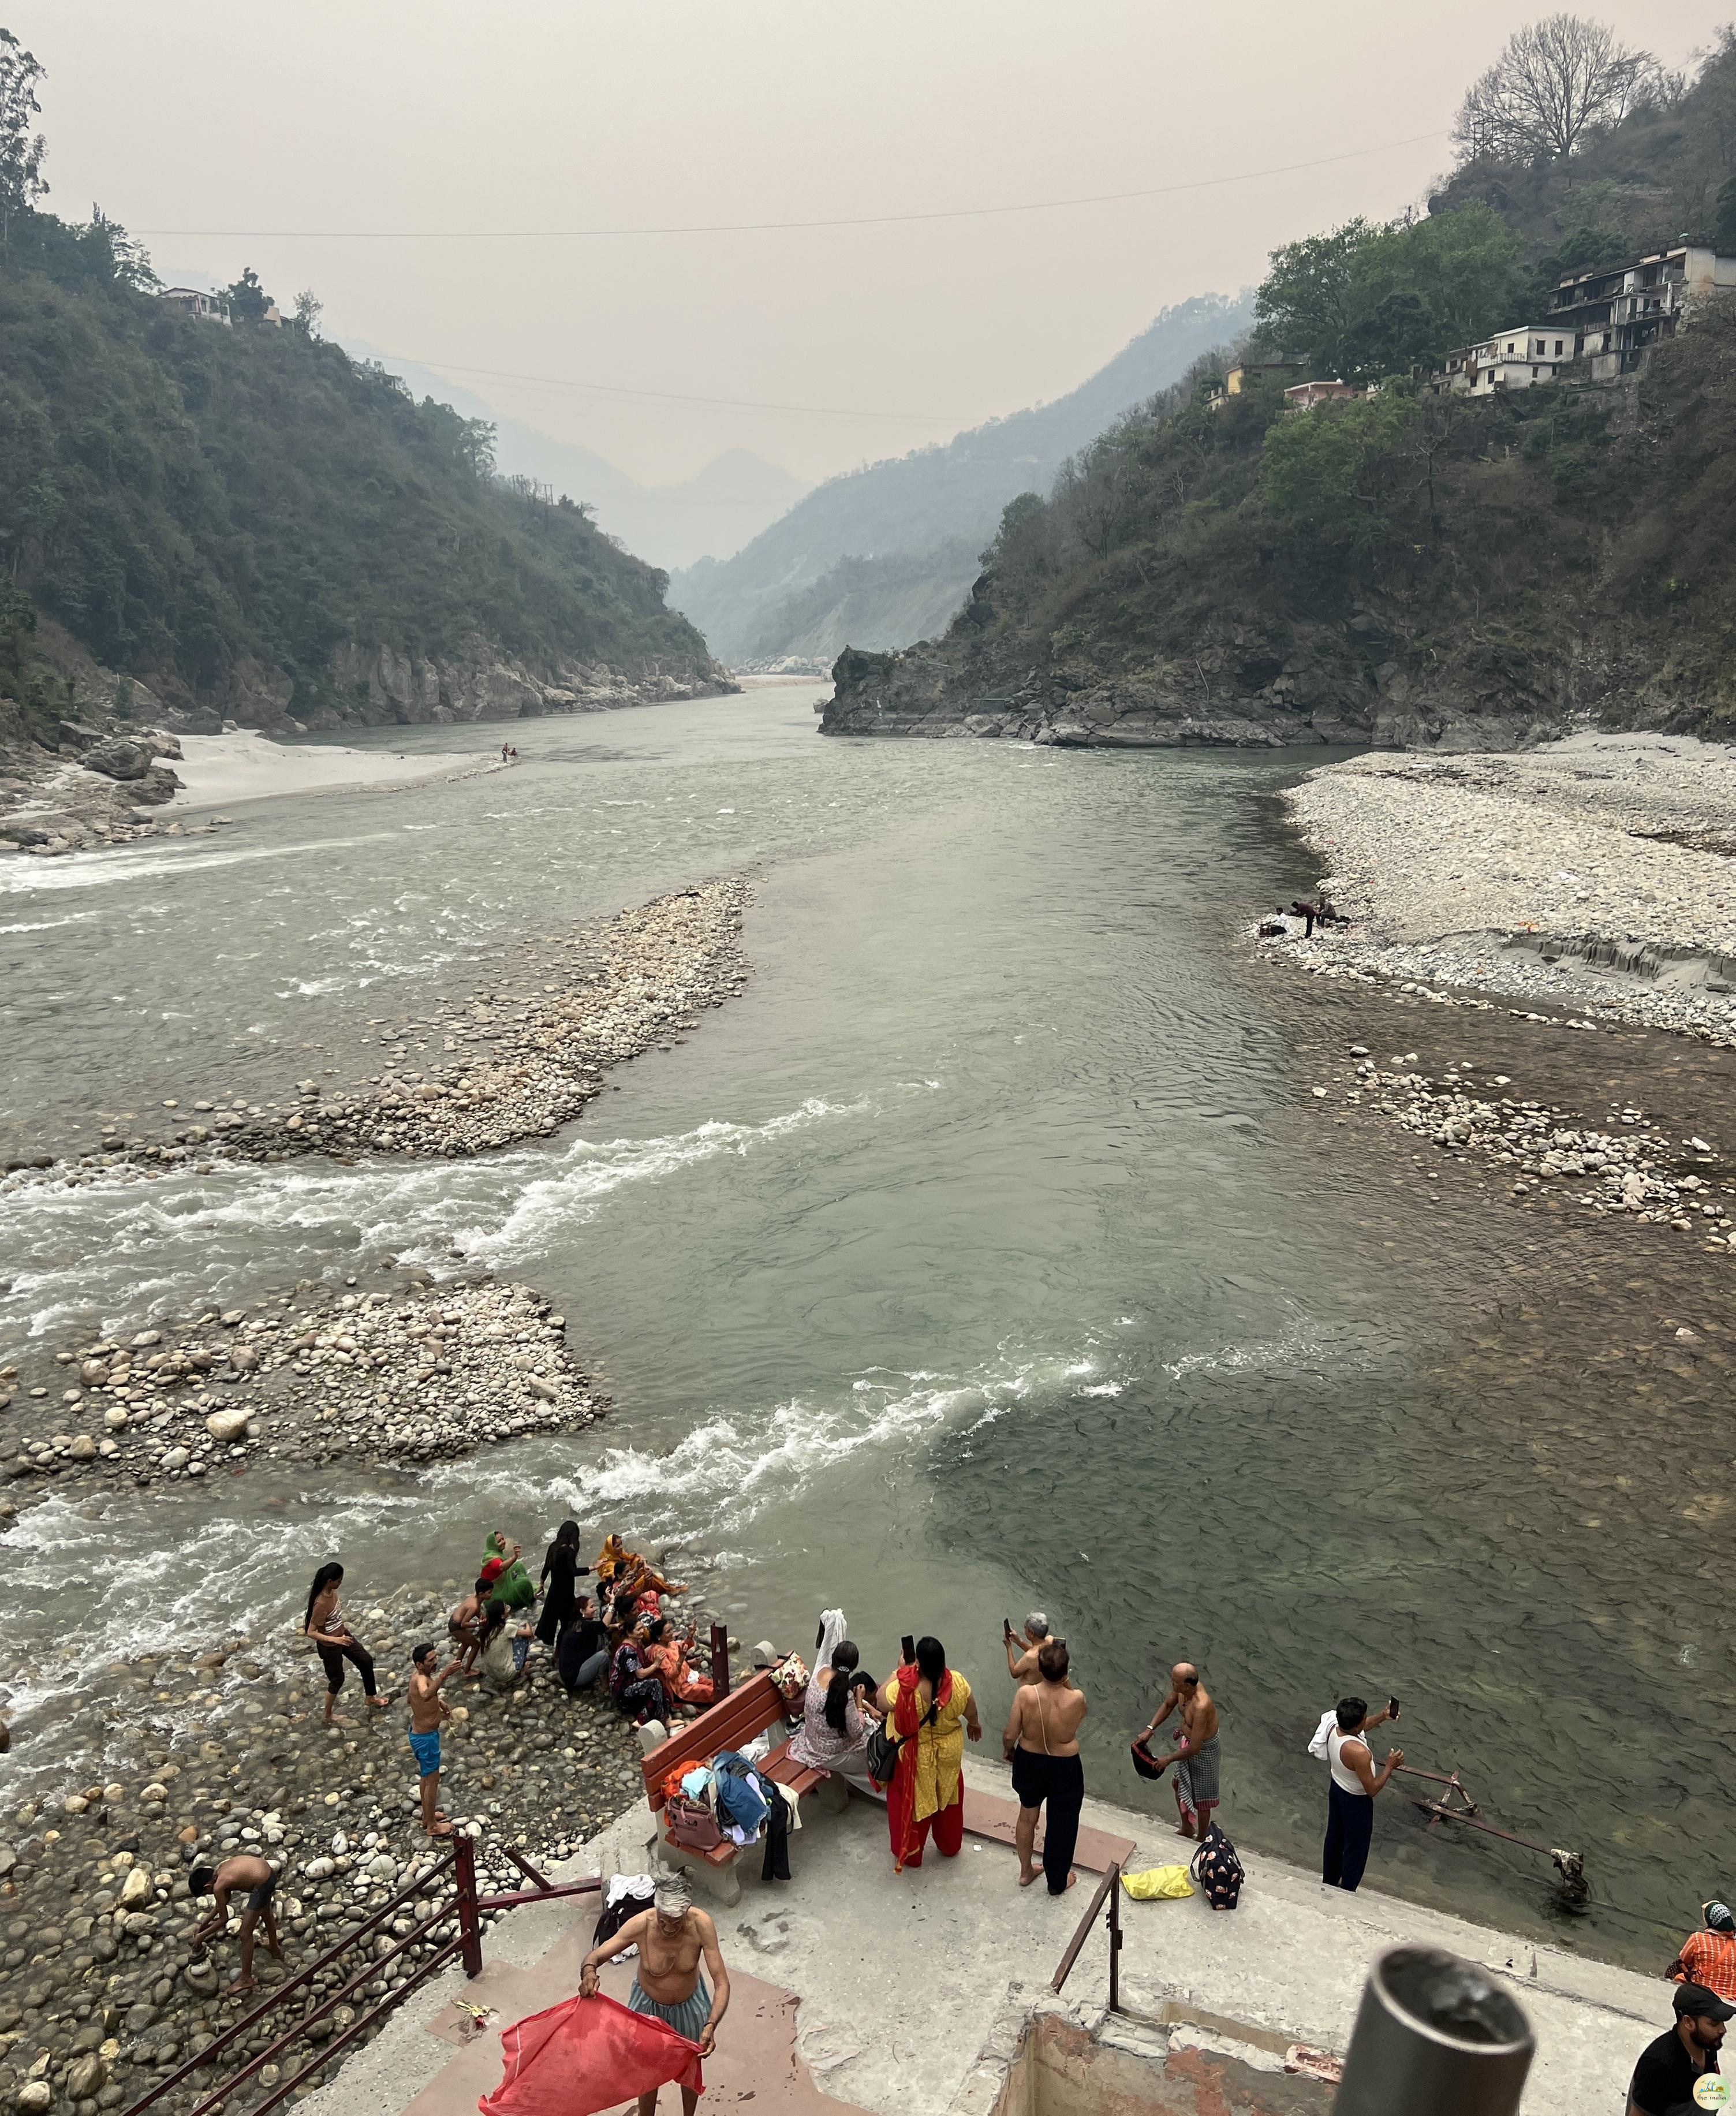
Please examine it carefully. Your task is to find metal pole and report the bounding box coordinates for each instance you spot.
[1335,1946,1533,2116]
[454,1833,484,1978]
[1107,1865,1122,2014]
[710,1621,730,1700]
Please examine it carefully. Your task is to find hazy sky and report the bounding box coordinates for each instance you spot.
[36,0,1728,486]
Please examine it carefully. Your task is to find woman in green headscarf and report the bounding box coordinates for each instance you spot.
[479,1531,536,1612]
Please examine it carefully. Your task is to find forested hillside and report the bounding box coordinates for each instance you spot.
[826,22,1736,751]
[0,38,725,741]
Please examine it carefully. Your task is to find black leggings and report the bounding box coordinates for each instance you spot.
[318,1639,377,1697]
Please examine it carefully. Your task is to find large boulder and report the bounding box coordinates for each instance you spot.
[81,737,152,781]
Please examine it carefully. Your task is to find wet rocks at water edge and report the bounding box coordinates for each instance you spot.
[0,876,752,1181]
[0,1578,708,2116]
[0,1272,606,1491]
[1306,1048,1735,1241]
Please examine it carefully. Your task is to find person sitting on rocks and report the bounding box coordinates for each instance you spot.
[557,1594,611,1695]
[477,1598,536,1690]
[189,1852,283,1996]
[643,1617,714,1710]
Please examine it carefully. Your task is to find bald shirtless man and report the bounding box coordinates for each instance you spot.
[581,1875,731,2113]
[1004,1640,1088,1894]
[1141,1662,1220,1841]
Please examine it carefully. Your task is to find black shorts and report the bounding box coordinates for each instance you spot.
[246,1871,278,1915]
[1011,1746,1081,1811]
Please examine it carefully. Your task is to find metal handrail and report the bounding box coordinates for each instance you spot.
[119,1835,601,2116]
[1050,1861,1123,2013]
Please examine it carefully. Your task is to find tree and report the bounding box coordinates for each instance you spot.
[226,264,272,323]
[1258,206,1526,384]
[1453,14,1657,165]
[0,26,47,251]
[1260,392,1420,552]
[293,287,323,337]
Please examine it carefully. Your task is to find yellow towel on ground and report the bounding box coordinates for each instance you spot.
[1121,1865,1194,1901]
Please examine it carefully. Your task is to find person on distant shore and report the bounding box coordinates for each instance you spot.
[580,1874,730,2111]
[879,1635,981,1872]
[789,1637,879,1778]
[644,1617,714,1709]
[557,1595,611,1695]
[447,1577,494,1673]
[1668,1901,1736,2003]
[536,1518,591,1648]
[189,1852,283,1995]
[1140,1663,1220,1841]
[303,1562,391,1725]
[1005,1640,1088,1895]
[1318,1696,1403,1892]
[408,1640,463,1836]
[1003,1612,1055,1688]
[1625,1982,1730,2116]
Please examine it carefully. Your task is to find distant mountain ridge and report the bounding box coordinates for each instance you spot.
[669,292,1256,665]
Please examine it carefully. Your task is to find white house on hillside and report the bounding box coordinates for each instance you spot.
[1436,326,1578,395]
[160,286,232,326]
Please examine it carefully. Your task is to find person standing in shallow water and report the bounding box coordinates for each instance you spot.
[303,1563,391,1725]
[879,1635,981,1872]
[1004,1639,1087,1894]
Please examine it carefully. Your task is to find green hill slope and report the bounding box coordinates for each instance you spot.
[0,214,727,735]
[826,32,1736,754]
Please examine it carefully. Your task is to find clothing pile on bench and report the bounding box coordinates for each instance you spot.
[663,1747,801,1881]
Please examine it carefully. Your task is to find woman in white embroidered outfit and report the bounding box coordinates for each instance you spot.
[787,1607,882,1779]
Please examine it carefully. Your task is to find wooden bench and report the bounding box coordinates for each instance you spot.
[639,1670,846,1904]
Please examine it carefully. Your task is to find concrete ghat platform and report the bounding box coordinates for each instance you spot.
[296,1764,1666,2116]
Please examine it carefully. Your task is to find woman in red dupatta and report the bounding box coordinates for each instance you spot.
[878,1636,981,1871]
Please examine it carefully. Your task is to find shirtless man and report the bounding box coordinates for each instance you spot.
[447,1578,492,1674]
[1002,1611,1054,1687]
[580,1875,730,2113]
[1141,1662,1221,1841]
[407,1640,464,1837]
[189,1852,282,1995]
[1004,1640,1088,1894]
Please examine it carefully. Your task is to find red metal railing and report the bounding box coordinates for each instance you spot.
[120,1837,601,2116]
[1050,1861,1124,2013]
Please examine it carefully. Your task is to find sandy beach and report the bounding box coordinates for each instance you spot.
[167,731,491,812]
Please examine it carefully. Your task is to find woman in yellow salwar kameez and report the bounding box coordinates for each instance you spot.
[878,1636,982,1870]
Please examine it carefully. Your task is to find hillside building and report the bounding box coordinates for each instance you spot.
[1283,378,1361,410]
[1545,244,1736,376]
[159,286,232,326]
[1436,326,1578,395]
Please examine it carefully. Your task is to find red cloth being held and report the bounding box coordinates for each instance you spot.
[479,1992,703,2116]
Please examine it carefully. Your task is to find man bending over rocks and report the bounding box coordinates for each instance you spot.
[189,1852,282,1995]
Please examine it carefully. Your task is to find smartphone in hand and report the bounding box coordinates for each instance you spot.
[1388,1696,1401,1722]
[902,1634,916,1665]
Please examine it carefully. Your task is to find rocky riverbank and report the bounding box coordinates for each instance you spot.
[0,1573,742,2116]
[1272,733,1736,1045]
[1,877,751,1180]
[0,1268,604,1497]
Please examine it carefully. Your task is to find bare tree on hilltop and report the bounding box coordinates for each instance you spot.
[1453,13,1659,164]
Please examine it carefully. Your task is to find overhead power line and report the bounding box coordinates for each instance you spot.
[372,352,970,423]
[134,130,1447,241]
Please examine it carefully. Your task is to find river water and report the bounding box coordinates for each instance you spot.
[0,683,1707,1967]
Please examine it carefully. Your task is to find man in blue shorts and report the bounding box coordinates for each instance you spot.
[408,1640,463,1837]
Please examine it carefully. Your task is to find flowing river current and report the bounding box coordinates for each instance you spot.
[0,682,1709,1968]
